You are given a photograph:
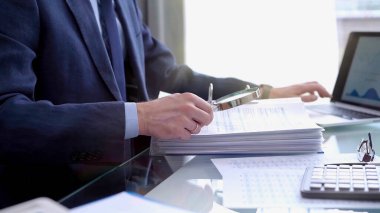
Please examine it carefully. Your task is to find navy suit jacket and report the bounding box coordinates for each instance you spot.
[0,0,255,164]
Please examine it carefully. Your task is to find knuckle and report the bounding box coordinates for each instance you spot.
[179,102,194,113]
[183,92,192,97]
[183,92,196,100]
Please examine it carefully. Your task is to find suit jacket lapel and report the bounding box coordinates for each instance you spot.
[66,0,123,101]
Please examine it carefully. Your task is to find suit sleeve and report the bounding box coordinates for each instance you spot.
[0,1,126,164]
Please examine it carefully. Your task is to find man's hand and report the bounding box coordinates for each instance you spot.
[269,81,331,102]
[137,93,213,140]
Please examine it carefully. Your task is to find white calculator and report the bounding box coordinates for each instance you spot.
[300,163,380,200]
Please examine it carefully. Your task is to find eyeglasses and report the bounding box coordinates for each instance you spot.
[357,132,376,162]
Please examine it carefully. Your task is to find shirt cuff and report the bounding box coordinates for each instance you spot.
[124,102,139,139]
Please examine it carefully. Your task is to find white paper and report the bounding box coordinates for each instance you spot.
[70,192,191,213]
[151,98,324,155]
[211,154,380,209]
[200,98,321,135]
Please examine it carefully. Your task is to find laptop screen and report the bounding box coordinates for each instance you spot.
[333,32,380,110]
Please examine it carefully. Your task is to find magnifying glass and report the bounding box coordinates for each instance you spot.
[208,83,261,111]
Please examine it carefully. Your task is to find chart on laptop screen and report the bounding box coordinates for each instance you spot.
[342,36,380,108]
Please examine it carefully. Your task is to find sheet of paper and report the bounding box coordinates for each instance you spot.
[70,192,191,213]
[151,98,324,155]
[211,154,380,209]
[200,98,321,135]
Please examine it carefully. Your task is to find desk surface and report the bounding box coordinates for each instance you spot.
[59,123,380,212]
[3,123,380,212]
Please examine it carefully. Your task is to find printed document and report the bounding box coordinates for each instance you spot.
[151,98,324,155]
[211,154,380,209]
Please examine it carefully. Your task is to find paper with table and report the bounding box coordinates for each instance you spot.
[151,98,324,155]
[211,154,380,209]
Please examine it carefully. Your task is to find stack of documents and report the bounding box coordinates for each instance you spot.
[150,98,324,155]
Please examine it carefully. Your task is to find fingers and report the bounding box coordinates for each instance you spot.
[136,93,213,141]
[185,122,201,134]
[297,81,331,102]
[288,82,331,102]
[300,81,331,98]
[181,93,211,135]
[187,93,214,126]
[175,93,212,138]
[300,94,318,102]
[270,81,331,102]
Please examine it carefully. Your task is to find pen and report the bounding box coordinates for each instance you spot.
[208,83,213,104]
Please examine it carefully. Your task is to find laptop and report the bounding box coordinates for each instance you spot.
[307,32,380,127]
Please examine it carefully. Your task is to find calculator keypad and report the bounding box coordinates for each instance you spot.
[301,165,380,200]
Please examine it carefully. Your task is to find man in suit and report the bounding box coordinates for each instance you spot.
[0,0,332,206]
[0,0,330,165]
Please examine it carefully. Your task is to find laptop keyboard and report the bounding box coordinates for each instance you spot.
[307,105,378,119]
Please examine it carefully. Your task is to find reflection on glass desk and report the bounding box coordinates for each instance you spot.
[0,123,380,213]
[3,123,380,212]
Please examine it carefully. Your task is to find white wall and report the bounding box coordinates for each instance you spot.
[185,0,339,92]
[337,17,380,61]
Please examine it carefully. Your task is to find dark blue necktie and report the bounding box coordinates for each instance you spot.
[99,0,126,100]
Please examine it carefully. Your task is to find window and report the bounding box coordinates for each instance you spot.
[184,0,380,92]
[336,0,380,59]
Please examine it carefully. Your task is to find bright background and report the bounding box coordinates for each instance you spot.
[184,0,380,93]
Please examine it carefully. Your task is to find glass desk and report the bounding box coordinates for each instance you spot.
[3,123,380,212]
[57,123,380,212]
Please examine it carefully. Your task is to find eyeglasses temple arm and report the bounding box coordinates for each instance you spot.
[368,132,373,148]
